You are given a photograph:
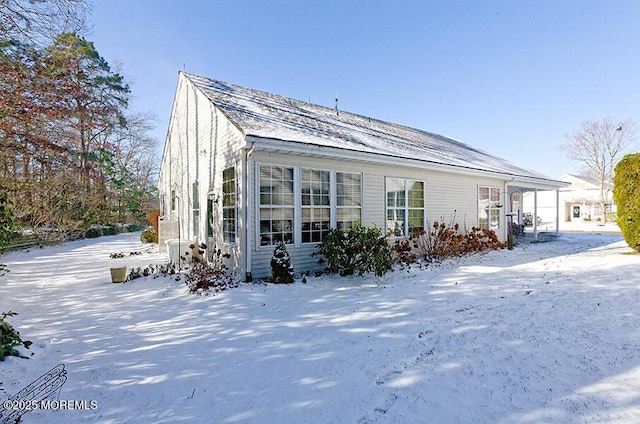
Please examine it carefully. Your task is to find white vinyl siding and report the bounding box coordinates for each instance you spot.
[157,74,245,275]
[247,150,507,279]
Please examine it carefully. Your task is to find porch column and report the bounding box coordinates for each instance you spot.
[555,189,560,236]
[533,188,538,241]
[519,189,523,224]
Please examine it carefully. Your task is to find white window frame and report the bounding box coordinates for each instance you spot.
[222,167,237,244]
[336,172,362,230]
[256,164,295,247]
[301,168,331,244]
[255,164,363,249]
[192,182,199,238]
[478,186,501,230]
[385,177,425,238]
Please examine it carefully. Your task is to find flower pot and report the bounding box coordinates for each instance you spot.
[110,267,127,283]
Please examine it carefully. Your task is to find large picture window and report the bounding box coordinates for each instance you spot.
[222,167,236,243]
[301,169,330,243]
[336,172,361,230]
[386,178,424,237]
[259,165,294,245]
[478,186,501,230]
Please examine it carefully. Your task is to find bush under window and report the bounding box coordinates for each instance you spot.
[313,222,394,277]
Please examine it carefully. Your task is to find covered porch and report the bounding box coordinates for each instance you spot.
[504,178,570,242]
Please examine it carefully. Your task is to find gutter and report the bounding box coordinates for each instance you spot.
[245,136,569,190]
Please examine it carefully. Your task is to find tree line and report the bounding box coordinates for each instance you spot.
[0,0,158,243]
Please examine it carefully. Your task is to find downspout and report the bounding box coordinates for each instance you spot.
[244,142,255,282]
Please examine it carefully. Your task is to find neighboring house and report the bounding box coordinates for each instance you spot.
[522,174,615,224]
[158,72,567,281]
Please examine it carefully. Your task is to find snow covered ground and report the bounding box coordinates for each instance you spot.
[547,220,622,234]
[1,231,639,423]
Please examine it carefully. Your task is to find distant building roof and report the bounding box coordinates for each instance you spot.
[183,72,561,183]
[560,174,613,190]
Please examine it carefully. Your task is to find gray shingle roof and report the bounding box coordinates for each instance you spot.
[183,72,558,182]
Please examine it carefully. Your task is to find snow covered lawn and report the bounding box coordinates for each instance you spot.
[1,232,639,423]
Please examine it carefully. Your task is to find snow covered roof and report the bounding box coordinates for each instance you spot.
[561,174,612,190]
[183,72,560,183]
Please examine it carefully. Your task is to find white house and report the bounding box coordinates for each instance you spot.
[522,174,615,224]
[158,72,567,281]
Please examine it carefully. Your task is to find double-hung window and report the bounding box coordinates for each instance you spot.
[222,167,236,243]
[259,165,294,245]
[478,186,501,230]
[336,172,361,230]
[301,169,330,243]
[386,178,424,237]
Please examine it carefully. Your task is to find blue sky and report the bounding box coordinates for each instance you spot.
[89,0,640,178]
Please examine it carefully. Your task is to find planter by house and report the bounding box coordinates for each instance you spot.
[165,239,192,265]
[110,267,127,283]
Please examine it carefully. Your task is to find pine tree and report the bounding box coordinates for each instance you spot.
[270,242,294,284]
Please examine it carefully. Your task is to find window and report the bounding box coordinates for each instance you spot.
[259,165,294,245]
[171,190,176,211]
[510,192,521,214]
[301,169,330,243]
[255,165,364,248]
[593,203,612,218]
[386,178,424,237]
[207,198,214,238]
[192,182,200,237]
[336,172,361,230]
[478,186,501,230]
[222,167,236,243]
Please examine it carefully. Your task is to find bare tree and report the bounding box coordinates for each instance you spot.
[0,0,89,47]
[563,118,637,223]
[108,111,160,223]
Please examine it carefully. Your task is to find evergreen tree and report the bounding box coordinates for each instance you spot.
[613,153,640,252]
[44,32,130,196]
[270,242,294,284]
[0,183,17,247]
